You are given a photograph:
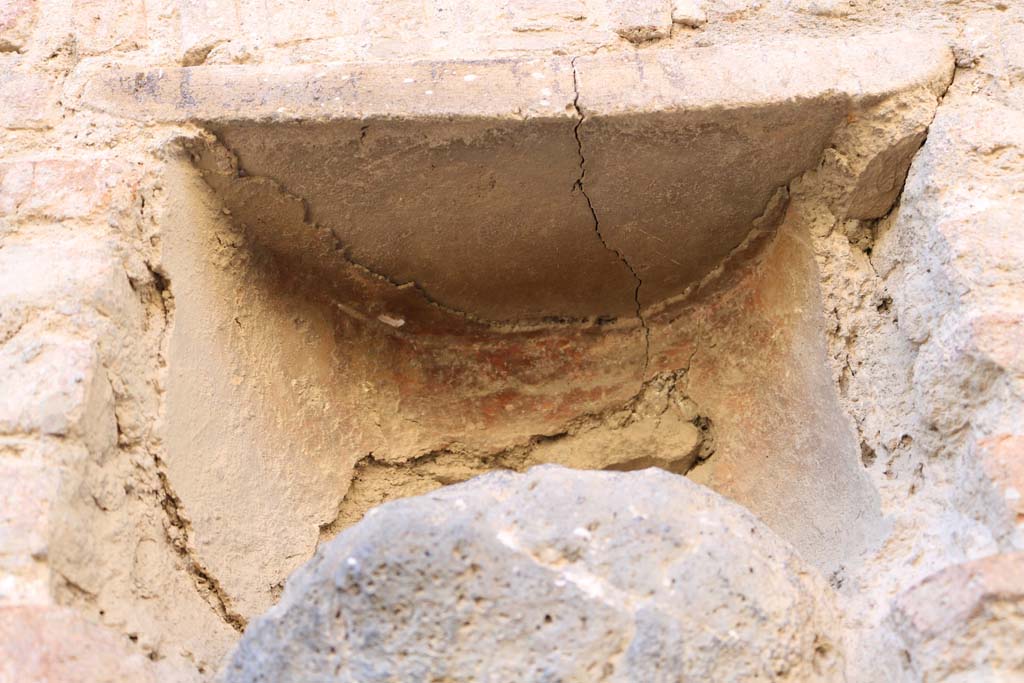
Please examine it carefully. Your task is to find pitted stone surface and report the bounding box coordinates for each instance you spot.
[222,467,842,683]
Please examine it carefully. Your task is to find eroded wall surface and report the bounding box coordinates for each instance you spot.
[1,1,1023,682]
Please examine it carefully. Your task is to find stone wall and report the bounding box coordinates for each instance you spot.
[1,1,1022,681]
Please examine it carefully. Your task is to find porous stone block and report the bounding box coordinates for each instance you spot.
[222,467,842,682]
[978,435,1024,530]
[0,332,114,455]
[672,0,707,26]
[509,0,587,32]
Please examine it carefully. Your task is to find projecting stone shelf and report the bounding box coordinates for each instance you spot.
[82,33,949,320]
[145,30,952,626]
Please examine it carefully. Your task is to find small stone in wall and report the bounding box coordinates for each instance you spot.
[783,0,859,18]
[611,0,674,43]
[510,0,587,32]
[672,0,707,27]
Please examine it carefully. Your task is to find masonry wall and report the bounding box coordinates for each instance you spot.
[2,1,1023,682]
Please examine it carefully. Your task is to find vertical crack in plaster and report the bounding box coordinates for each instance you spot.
[145,263,247,634]
[571,56,651,378]
[155,460,247,633]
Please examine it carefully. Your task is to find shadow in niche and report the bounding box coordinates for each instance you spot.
[157,111,889,622]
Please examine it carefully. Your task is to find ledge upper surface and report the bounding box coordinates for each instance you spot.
[78,32,951,124]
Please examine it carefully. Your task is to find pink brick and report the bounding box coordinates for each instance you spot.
[0,158,138,220]
[0,458,56,557]
[896,553,1024,632]
[0,606,158,681]
[978,434,1024,525]
[970,310,1024,376]
[0,160,33,214]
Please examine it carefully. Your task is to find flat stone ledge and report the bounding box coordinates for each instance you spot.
[82,30,955,322]
[77,32,952,124]
[576,32,951,117]
[78,57,578,123]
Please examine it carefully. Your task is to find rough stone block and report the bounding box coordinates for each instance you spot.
[0,457,54,563]
[969,309,1024,380]
[259,0,345,48]
[845,131,926,220]
[0,230,138,323]
[874,93,1024,467]
[222,467,842,682]
[0,330,115,456]
[784,0,859,18]
[672,0,707,26]
[509,0,587,32]
[0,455,59,605]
